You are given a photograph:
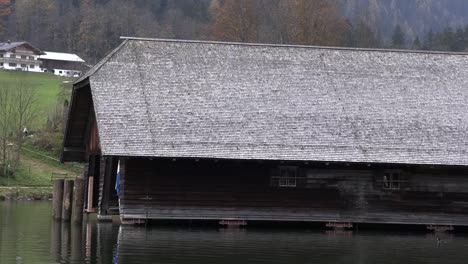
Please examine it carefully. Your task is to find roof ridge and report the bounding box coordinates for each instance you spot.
[74,39,129,84]
[120,36,468,56]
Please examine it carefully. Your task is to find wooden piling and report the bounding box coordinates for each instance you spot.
[62,180,74,222]
[87,176,94,212]
[72,171,86,224]
[52,179,64,221]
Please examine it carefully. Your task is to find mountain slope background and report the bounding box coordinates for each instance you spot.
[0,0,467,63]
[340,0,468,42]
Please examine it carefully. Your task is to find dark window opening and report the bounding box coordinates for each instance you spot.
[382,171,403,190]
[271,166,299,188]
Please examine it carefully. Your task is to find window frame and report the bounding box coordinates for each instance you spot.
[381,170,405,191]
[271,166,299,188]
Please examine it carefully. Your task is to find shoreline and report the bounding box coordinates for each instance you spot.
[0,186,52,201]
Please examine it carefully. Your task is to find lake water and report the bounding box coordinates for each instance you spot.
[1,201,468,264]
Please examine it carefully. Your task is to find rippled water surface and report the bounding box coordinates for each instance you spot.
[1,201,468,264]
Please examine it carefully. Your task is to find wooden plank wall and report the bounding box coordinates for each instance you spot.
[97,156,119,215]
[119,158,468,226]
[62,85,93,162]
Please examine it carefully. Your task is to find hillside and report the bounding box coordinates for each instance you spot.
[1,0,467,63]
[0,70,79,190]
[0,70,71,128]
[339,0,468,42]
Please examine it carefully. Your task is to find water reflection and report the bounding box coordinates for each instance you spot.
[2,202,468,264]
[112,226,468,264]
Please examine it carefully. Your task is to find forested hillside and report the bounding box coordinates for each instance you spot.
[340,0,468,41]
[0,0,467,63]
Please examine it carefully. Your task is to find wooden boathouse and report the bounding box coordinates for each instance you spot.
[62,37,468,226]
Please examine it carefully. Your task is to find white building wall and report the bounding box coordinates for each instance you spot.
[52,68,82,77]
[1,49,83,77]
[0,51,42,72]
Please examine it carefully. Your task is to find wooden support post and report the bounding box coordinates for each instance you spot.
[52,179,64,221]
[118,159,126,221]
[98,156,113,217]
[87,176,94,213]
[62,180,74,222]
[72,168,86,224]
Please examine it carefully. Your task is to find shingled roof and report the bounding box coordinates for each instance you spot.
[68,37,468,166]
[0,41,44,54]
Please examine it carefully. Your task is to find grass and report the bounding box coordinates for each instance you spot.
[0,186,52,200]
[0,70,80,189]
[22,142,83,174]
[0,162,52,186]
[0,70,73,129]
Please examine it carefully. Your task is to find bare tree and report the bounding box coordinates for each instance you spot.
[279,0,350,46]
[11,78,37,170]
[0,78,37,176]
[210,0,259,42]
[0,82,14,177]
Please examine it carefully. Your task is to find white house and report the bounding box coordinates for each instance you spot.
[0,41,88,77]
[39,51,87,77]
[0,41,44,72]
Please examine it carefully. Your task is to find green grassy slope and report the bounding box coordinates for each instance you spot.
[0,70,71,128]
[0,70,79,188]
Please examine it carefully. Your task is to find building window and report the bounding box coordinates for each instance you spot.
[21,55,27,59]
[59,71,63,74]
[9,63,16,67]
[21,64,26,68]
[29,56,34,60]
[10,54,15,58]
[30,65,35,69]
[0,54,3,58]
[0,62,3,66]
[382,171,403,190]
[271,166,298,187]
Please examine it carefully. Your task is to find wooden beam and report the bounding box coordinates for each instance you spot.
[98,156,113,216]
[62,180,74,222]
[52,179,64,221]
[87,176,94,213]
[72,167,87,223]
[119,158,126,216]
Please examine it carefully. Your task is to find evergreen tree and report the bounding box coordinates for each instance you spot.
[412,36,421,50]
[351,19,381,48]
[453,27,465,51]
[423,30,434,50]
[391,24,405,48]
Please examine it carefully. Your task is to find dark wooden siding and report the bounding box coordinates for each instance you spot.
[62,83,94,162]
[119,158,468,226]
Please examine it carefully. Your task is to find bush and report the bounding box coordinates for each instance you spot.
[0,164,16,178]
[30,131,64,157]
